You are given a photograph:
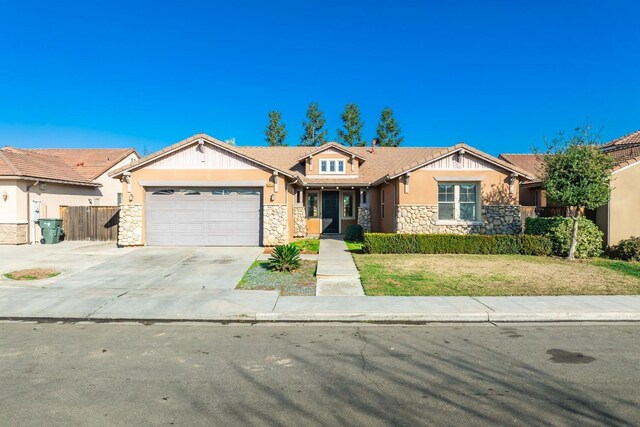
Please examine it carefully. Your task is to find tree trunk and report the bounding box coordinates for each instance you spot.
[568,207,581,260]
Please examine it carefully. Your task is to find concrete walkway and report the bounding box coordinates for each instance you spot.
[315,236,364,296]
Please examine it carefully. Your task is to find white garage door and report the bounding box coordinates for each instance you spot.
[145,188,261,246]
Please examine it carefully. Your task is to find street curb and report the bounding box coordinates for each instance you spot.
[2,312,640,324]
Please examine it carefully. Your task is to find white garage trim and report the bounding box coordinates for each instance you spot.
[139,180,266,187]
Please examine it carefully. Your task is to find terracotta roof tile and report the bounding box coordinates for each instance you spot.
[499,154,546,179]
[602,129,640,149]
[29,148,137,180]
[0,147,99,185]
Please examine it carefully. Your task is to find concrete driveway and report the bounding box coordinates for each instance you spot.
[0,242,262,291]
[0,242,277,319]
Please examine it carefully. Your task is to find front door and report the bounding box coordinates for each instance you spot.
[322,191,340,234]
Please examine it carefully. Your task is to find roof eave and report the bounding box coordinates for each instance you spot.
[0,175,102,187]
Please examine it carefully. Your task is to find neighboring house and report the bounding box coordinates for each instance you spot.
[0,147,139,244]
[110,133,532,247]
[500,129,640,247]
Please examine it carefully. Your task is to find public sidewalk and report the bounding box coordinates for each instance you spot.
[0,283,639,322]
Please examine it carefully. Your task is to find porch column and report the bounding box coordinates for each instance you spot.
[357,188,371,232]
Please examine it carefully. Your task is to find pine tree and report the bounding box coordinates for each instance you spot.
[300,102,328,146]
[336,103,365,147]
[264,111,288,146]
[376,107,404,147]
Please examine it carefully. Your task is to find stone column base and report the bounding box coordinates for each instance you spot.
[0,223,28,244]
[118,204,143,246]
[263,204,288,246]
[357,206,371,232]
[293,206,306,238]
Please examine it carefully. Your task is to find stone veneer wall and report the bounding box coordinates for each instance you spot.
[293,206,306,238]
[263,204,288,246]
[396,204,522,235]
[118,204,143,246]
[0,223,28,244]
[357,206,371,232]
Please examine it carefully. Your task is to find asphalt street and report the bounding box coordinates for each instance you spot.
[0,322,638,426]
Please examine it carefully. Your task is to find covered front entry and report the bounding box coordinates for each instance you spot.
[321,191,340,234]
[145,187,261,246]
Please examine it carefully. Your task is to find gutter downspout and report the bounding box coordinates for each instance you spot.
[25,180,39,244]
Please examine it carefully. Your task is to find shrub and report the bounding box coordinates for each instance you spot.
[362,233,551,256]
[268,244,301,272]
[609,237,640,261]
[345,224,364,242]
[525,216,603,258]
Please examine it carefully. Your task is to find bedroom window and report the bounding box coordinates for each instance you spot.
[438,183,480,222]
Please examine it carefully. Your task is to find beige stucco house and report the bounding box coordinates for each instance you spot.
[110,133,532,247]
[500,129,640,247]
[0,147,139,244]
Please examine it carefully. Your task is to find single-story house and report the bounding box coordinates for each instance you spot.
[0,147,139,244]
[110,133,533,247]
[500,129,640,247]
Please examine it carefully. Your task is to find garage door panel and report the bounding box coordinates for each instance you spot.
[145,188,261,246]
[177,210,206,222]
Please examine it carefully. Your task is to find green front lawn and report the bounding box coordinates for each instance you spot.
[353,254,640,296]
[237,260,317,296]
[592,258,640,279]
[345,241,364,253]
[291,238,320,254]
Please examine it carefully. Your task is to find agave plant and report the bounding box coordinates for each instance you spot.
[268,244,302,272]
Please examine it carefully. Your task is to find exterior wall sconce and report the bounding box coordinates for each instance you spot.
[2,191,7,201]
[270,194,276,202]
[128,193,134,202]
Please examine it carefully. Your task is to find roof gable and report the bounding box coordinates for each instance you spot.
[296,142,366,162]
[381,144,533,183]
[109,134,295,178]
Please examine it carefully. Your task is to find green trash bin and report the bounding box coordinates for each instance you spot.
[38,218,63,244]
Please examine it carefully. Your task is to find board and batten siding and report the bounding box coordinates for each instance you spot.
[146,144,257,170]
[422,153,493,170]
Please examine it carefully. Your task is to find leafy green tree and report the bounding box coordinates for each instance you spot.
[300,102,328,147]
[376,107,404,147]
[541,125,615,260]
[336,103,365,146]
[264,111,288,146]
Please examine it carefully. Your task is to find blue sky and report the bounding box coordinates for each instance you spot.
[0,1,638,156]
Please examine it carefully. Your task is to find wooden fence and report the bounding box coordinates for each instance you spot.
[59,206,120,241]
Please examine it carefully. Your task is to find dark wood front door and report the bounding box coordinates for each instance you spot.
[322,191,340,234]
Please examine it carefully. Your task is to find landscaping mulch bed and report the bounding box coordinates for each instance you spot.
[4,268,60,281]
[237,260,317,296]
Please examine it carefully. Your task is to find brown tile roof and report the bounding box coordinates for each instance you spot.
[238,145,447,185]
[0,147,100,186]
[499,153,546,179]
[602,129,640,149]
[606,144,640,172]
[29,148,137,180]
[112,133,534,186]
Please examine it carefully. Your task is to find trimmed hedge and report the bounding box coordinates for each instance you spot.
[609,237,640,261]
[525,216,603,258]
[362,233,552,256]
[345,224,364,242]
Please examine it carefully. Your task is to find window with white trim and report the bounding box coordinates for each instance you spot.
[342,191,355,219]
[438,183,480,222]
[319,159,346,175]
